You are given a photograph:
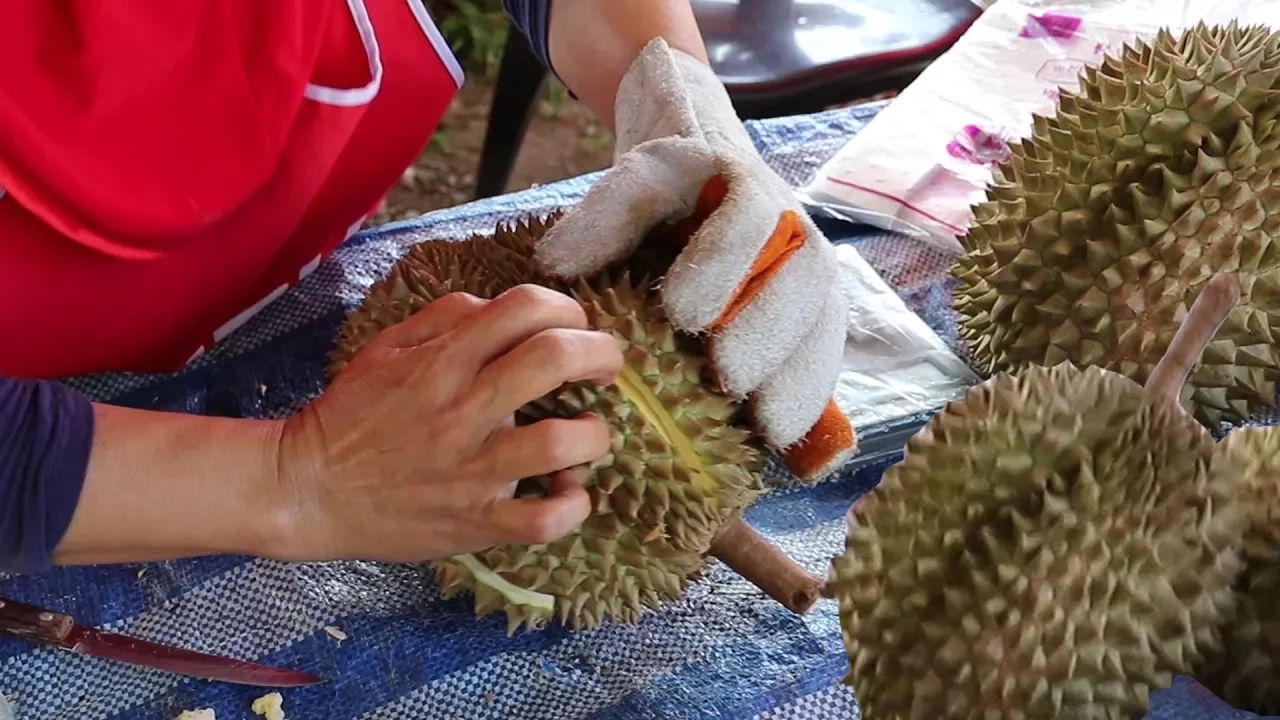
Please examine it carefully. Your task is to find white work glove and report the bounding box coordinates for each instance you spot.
[534,38,856,482]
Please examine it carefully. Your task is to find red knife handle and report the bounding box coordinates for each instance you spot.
[0,598,75,646]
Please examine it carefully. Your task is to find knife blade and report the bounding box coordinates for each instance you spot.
[0,597,324,687]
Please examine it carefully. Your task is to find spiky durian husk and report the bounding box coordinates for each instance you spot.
[327,215,563,376]
[328,214,764,633]
[435,273,763,631]
[952,22,1280,429]
[1197,426,1280,713]
[824,363,1246,719]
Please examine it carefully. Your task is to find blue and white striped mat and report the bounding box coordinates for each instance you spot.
[0,102,1268,719]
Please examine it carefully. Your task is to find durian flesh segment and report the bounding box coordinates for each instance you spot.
[1197,426,1280,714]
[953,23,1280,428]
[826,362,1246,719]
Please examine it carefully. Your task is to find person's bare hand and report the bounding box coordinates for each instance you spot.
[270,284,623,563]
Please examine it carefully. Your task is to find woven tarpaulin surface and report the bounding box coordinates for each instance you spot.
[0,101,1272,720]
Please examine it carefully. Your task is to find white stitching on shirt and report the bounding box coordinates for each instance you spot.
[405,0,465,90]
[303,0,384,107]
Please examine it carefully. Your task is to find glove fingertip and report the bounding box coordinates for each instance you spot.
[779,398,858,484]
[534,216,626,279]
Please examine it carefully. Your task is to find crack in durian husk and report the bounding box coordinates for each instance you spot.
[328,213,766,634]
[614,363,724,503]
[823,362,1249,719]
[1196,426,1280,714]
[952,22,1280,430]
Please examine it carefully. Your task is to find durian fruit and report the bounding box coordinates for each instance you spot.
[328,216,561,361]
[825,273,1252,718]
[1195,425,1280,713]
[329,214,824,633]
[951,22,1280,428]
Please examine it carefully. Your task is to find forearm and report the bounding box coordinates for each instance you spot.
[49,403,290,566]
[545,0,708,131]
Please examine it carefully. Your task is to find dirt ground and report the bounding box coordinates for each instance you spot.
[370,76,615,226]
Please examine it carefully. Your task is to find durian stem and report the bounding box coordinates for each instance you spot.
[1146,272,1241,404]
[710,514,824,615]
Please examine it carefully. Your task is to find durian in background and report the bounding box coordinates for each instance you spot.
[951,22,1280,429]
[1196,425,1280,713]
[328,213,825,633]
[825,273,1257,718]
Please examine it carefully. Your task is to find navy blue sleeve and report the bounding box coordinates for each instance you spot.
[503,0,554,72]
[0,377,95,574]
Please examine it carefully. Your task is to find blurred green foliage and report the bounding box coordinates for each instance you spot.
[425,0,614,155]
[429,0,510,77]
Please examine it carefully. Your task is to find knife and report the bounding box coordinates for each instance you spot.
[0,597,324,687]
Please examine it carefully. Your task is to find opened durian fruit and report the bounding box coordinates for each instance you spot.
[824,273,1280,718]
[952,22,1280,429]
[328,213,824,633]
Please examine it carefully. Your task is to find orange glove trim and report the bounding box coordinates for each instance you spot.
[674,173,729,240]
[782,398,856,481]
[671,175,807,333]
[710,208,805,332]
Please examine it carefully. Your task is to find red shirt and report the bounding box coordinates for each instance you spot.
[0,0,462,378]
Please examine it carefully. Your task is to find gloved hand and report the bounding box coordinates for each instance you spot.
[534,38,856,482]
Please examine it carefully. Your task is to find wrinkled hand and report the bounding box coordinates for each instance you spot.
[272,285,623,563]
[534,38,856,481]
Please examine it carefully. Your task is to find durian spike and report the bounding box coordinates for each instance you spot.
[709,514,825,614]
[1145,272,1241,403]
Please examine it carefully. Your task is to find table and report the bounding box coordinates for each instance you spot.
[0,100,1258,720]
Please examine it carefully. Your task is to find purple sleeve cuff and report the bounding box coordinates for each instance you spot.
[503,0,555,73]
[0,377,95,574]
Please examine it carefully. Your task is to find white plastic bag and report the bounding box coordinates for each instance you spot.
[798,0,1280,256]
[832,243,979,432]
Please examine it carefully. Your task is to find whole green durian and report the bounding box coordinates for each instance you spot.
[825,273,1253,718]
[952,22,1280,428]
[1196,426,1280,713]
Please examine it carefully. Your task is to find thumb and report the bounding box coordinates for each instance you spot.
[534,135,718,278]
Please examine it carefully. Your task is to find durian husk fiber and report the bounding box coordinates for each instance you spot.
[824,361,1247,719]
[328,213,822,632]
[952,22,1280,429]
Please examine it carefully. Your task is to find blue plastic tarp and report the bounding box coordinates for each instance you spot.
[0,101,1273,720]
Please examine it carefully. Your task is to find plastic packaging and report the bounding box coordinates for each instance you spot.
[797,0,1280,256]
[832,242,978,433]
